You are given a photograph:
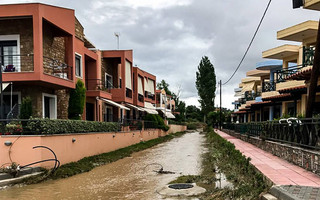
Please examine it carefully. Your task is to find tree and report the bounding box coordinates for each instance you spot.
[186,105,202,121]
[157,80,172,96]
[68,80,86,120]
[196,56,216,118]
[20,96,33,119]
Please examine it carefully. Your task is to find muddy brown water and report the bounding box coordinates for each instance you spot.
[0,131,206,200]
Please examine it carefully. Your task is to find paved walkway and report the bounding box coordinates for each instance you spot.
[215,129,320,187]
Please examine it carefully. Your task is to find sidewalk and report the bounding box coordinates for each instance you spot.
[215,129,320,187]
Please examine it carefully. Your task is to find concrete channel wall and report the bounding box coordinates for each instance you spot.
[223,129,320,176]
[0,125,186,169]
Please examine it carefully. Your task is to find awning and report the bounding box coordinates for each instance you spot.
[142,107,158,114]
[143,102,158,114]
[161,110,175,119]
[126,103,144,111]
[98,97,130,110]
[241,82,255,93]
[0,83,9,94]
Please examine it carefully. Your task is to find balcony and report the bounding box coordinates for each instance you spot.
[262,81,276,92]
[43,56,73,80]
[244,92,261,102]
[144,91,155,101]
[276,46,314,82]
[1,54,73,81]
[138,94,144,102]
[85,79,113,99]
[1,54,33,73]
[126,88,132,98]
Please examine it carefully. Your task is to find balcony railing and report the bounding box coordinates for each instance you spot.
[276,46,314,82]
[223,118,320,149]
[144,91,155,100]
[262,81,276,92]
[43,56,73,80]
[244,92,261,101]
[0,54,34,72]
[86,79,115,93]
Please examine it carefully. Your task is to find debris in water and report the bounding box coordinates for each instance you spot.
[144,163,175,174]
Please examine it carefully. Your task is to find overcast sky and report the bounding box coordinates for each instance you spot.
[2,0,319,109]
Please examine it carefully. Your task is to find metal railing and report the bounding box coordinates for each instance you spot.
[86,79,116,92]
[262,81,276,92]
[138,94,144,102]
[0,54,34,72]
[43,56,73,80]
[275,46,314,82]
[224,117,320,149]
[126,88,132,98]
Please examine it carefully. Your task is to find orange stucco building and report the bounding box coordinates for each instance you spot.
[0,3,158,122]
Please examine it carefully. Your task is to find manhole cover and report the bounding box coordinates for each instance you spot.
[168,183,194,190]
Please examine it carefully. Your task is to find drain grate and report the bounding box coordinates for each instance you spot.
[168,183,194,190]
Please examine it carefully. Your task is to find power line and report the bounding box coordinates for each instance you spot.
[222,0,272,85]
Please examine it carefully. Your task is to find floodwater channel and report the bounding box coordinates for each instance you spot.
[0,131,206,200]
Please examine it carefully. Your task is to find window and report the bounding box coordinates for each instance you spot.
[105,73,113,89]
[0,35,20,72]
[75,53,82,77]
[119,78,122,88]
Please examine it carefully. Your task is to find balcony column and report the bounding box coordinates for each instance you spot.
[32,12,43,76]
[269,106,274,121]
[244,113,247,123]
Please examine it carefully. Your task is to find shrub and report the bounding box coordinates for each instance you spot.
[68,80,86,120]
[27,119,119,135]
[20,96,33,119]
[186,122,204,130]
[144,114,170,131]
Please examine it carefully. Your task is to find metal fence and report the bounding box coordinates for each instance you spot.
[223,118,320,149]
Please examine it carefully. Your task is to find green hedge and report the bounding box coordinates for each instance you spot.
[27,119,119,135]
[144,114,170,131]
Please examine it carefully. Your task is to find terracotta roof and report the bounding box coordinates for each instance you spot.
[251,101,272,105]
[262,93,291,100]
[285,67,312,80]
[278,85,307,93]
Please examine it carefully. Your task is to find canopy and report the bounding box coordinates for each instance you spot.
[98,97,130,110]
[161,110,175,119]
[144,102,158,114]
[126,103,144,111]
[241,82,255,93]
[141,107,158,114]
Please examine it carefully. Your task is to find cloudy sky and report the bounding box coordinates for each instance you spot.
[2,0,319,109]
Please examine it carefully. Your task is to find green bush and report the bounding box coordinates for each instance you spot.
[27,119,119,135]
[68,80,86,120]
[144,114,170,131]
[20,96,33,119]
[186,121,204,130]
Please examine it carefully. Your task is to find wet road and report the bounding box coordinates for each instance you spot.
[0,131,206,200]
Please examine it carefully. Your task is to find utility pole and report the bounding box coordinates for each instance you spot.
[305,20,320,118]
[114,32,120,50]
[219,80,222,130]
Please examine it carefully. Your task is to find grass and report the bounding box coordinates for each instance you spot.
[170,127,271,200]
[23,131,186,184]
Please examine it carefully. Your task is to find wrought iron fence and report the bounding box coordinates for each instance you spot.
[262,81,276,92]
[224,118,320,149]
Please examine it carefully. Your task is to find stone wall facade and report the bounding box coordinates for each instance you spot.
[42,20,66,75]
[0,18,33,72]
[55,89,69,119]
[223,129,320,176]
[75,17,84,41]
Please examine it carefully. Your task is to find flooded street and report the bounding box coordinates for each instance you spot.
[0,131,206,200]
